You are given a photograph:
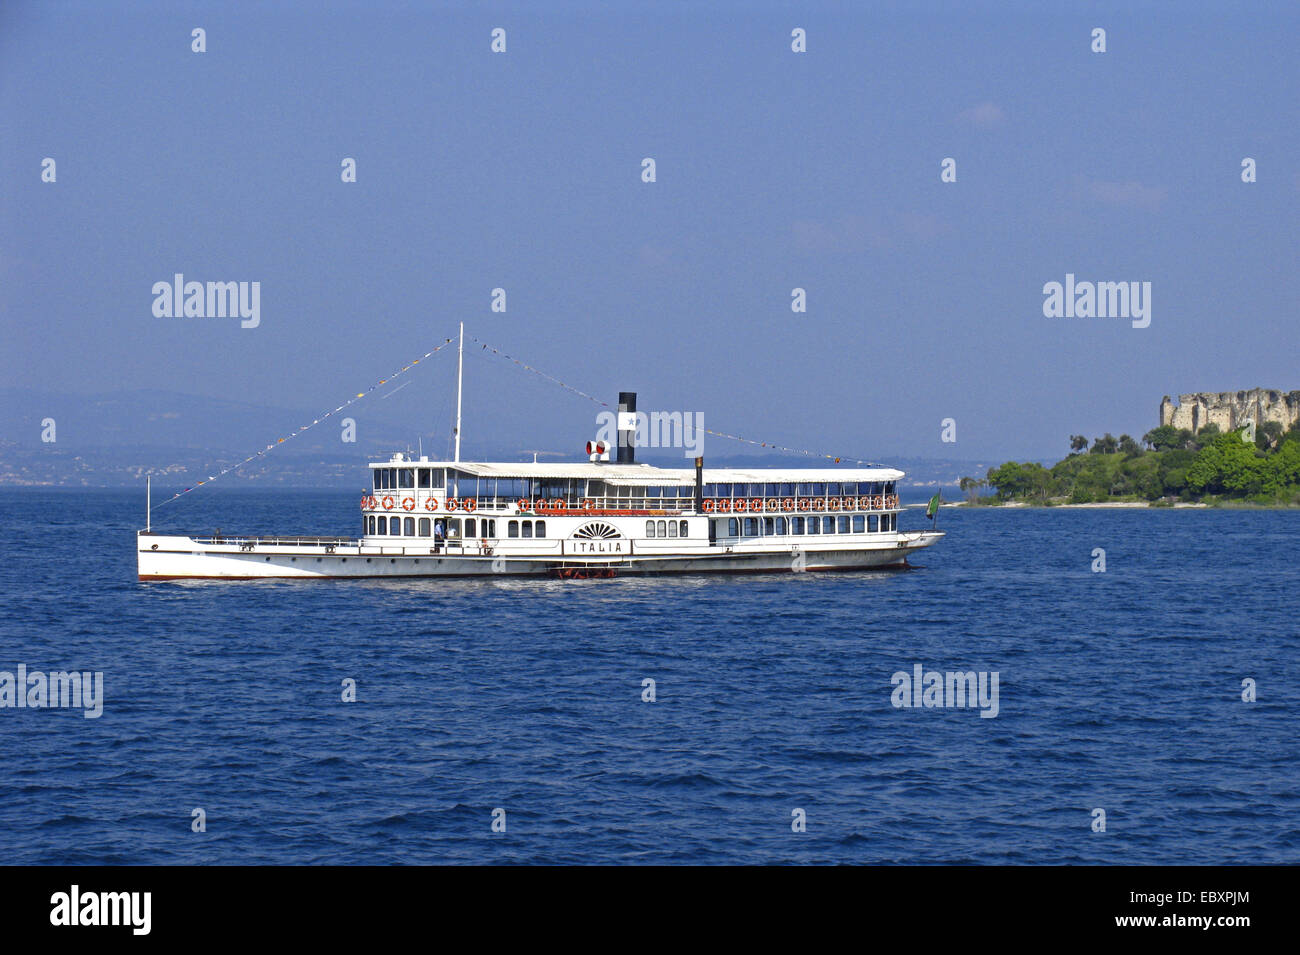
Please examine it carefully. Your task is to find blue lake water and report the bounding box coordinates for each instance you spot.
[1,489,1296,864]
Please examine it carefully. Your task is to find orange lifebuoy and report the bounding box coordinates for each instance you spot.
[766,498,779,512]
[783,498,795,511]
[733,499,747,513]
[874,495,883,508]
[750,498,763,512]
[425,498,438,511]
[703,499,716,513]
[718,499,732,513]
[517,498,529,511]
[582,499,595,510]
[360,497,368,510]
[446,499,458,512]
[402,498,415,511]
[551,499,566,511]
[382,496,395,510]
[812,498,826,511]
[463,498,477,513]
[828,497,841,510]
[842,496,856,510]
[798,499,811,511]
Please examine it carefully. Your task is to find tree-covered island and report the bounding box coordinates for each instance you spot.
[961,422,1300,506]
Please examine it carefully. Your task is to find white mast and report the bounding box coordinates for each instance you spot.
[146,475,151,532]
[454,321,464,463]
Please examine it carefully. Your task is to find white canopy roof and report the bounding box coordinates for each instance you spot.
[370,458,902,484]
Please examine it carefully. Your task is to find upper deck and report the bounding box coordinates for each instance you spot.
[364,455,903,515]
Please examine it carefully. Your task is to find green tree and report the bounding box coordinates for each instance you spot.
[1069,434,1089,454]
[1091,433,1118,454]
[986,462,1054,502]
[958,476,987,501]
[1143,425,1191,452]
[1269,440,1300,488]
[1186,430,1269,495]
[1118,434,1141,456]
[1256,420,1284,450]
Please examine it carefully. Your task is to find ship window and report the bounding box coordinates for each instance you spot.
[419,518,430,537]
[391,519,401,537]
[703,484,717,496]
[465,518,476,537]
[838,516,850,533]
[508,521,519,538]
[728,518,738,536]
[646,486,661,498]
[743,517,758,536]
[797,483,812,496]
[869,515,879,532]
[431,469,445,488]
[667,521,677,538]
[792,516,804,534]
[367,516,375,535]
[522,521,533,538]
[764,483,780,496]
[399,469,413,488]
[483,520,496,537]
[812,483,827,495]
[418,469,431,489]
[807,517,819,535]
[763,517,774,535]
[823,517,835,534]
[655,520,666,537]
[646,521,656,537]
[679,521,688,537]
[853,515,864,533]
[717,483,732,498]
[826,482,841,495]
[404,517,415,536]
[777,517,788,534]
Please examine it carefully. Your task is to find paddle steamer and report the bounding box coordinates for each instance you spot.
[137,335,942,580]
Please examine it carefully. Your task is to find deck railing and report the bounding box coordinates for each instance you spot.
[360,494,902,515]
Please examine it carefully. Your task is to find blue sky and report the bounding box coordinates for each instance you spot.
[3,0,1297,465]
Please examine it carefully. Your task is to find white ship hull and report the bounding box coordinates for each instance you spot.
[138,529,943,580]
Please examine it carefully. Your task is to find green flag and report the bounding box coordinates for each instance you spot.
[926,493,941,519]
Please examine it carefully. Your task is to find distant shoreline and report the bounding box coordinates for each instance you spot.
[942,500,1300,510]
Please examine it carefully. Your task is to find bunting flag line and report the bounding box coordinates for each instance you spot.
[470,337,888,468]
[470,337,612,409]
[150,335,458,512]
